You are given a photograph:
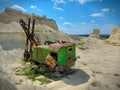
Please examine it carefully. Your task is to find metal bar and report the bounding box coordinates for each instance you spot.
[30,19,35,53]
[32,19,35,34]
[26,18,30,47]
[28,18,30,34]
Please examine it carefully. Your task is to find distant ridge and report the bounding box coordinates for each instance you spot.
[0,7,58,31]
[71,34,110,38]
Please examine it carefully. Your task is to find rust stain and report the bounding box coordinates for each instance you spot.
[50,42,74,52]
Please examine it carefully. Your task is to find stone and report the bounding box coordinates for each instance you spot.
[108,27,120,44]
[89,29,100,38]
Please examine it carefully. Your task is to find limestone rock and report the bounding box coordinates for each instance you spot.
[108,27,120,44]
[89,29,100,38]
[0,8,58,31]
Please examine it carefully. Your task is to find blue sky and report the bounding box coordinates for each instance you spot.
[0,0,120,34]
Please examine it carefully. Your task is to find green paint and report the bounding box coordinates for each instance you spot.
[32,44,76,67]
[58,48,67,65]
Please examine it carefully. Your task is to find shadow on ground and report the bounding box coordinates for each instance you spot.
[0,32,25,50]
[0,40,24,50]
[51,69,90,86]
[0,76,17,90]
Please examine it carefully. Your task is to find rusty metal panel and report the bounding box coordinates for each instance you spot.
[32,46,51,64]
[50,42,75,52]
[32,47,38,60]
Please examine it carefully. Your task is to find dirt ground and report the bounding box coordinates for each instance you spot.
[1,37,120,90]
[76,38,120,90]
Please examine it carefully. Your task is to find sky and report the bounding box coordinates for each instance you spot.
[0,0,120,34]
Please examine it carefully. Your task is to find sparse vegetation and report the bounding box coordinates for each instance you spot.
[81,62,87,66]
[15,79,23,85]
[34,30,52,33]
[22,59,26,65]
[0,7,120,90]
[90,81,101,87]
[34,29,40,32]
[35,15,47,22]
[104,40,120,46]
[92,71,103,74]
[36,77,51,85]
[76,43,88,50]
[15,61,51,84]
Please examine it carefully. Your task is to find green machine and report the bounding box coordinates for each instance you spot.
[20,18,76,73]
[32,43,76,70]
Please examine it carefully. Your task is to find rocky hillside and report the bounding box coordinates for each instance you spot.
[0,8,73,50]
[0,8,58,31]
[108,27,120,45]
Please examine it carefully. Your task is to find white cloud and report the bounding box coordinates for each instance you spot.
[63,22,73,26]
[30,5,40,11]
[90,13,104,17]
[53,6,64,11]
[52,0,65,4]
[59,17,64,19]
[81,22,86,24]
[52,0,65,11]
[60,22,116,34]
[102,8,109,12]
[80,15,84,18]
[99,0,103,2]
[69,0,95,4]
[78,0,95,4]
[68,0,74,1]
[90,8,109,18]
[91,20,95,23]
[12,4,26,12]
[30,5,35,9]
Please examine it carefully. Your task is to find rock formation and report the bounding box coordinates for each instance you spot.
[0,8,58,31]
[89,28,100,38]
[0,8,73,50]
[108,27,120,44]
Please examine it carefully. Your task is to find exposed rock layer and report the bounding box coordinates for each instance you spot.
[0,8,58,31]
[108,27,120,44]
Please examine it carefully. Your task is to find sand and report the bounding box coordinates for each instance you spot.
[0,37,120,90]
